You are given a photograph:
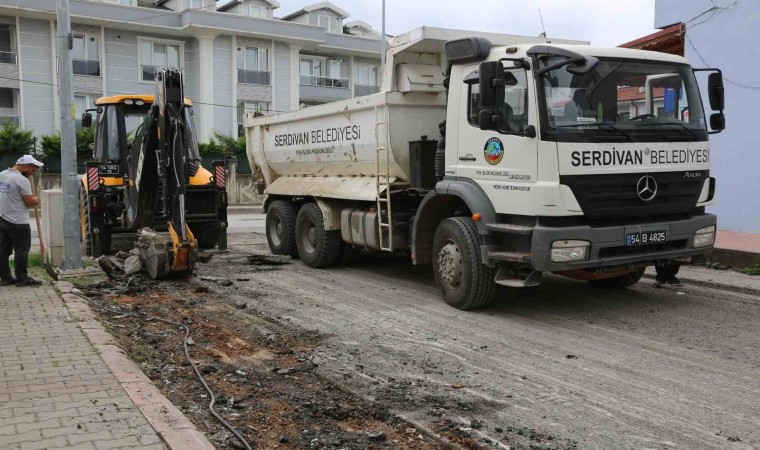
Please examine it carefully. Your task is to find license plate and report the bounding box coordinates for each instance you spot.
[626,230,668,246]
[98,164,120,176]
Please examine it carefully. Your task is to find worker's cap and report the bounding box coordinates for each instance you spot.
[16,155,44,167]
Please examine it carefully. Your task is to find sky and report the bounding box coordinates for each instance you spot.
[222,0,658,48]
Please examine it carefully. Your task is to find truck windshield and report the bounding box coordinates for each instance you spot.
[538,57,707,142]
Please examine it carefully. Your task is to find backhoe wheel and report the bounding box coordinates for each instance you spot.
[295,203,342,268]
[588,268,646,289]
[266,200,299,257]
[432,217,496,310]
[191,221,219,249]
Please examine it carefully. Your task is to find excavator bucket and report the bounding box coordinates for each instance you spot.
[137,224,197,280]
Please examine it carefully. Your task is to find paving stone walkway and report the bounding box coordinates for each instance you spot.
[0,283,167,450]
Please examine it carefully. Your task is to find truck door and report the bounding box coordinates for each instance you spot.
[455,64,538,214]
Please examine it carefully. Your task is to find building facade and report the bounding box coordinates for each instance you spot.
[654,0,759,233]
[0,0,383,141]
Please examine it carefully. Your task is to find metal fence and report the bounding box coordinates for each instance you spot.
[73,59,101,76]
[299,75,351,89]
[237,69,270,85]
[0,51,16,64]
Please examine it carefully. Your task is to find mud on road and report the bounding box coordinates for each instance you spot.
[85,230,760,449]
[81,278,442,450]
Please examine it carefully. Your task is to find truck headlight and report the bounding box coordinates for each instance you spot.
[693,226,716,248]
[551,240,590,262]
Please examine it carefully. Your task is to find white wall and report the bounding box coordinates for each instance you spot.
[656,0,760,232]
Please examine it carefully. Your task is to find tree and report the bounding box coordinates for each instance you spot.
[0,120,35,155]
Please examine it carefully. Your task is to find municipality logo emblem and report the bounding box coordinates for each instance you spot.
[484,138,504,165]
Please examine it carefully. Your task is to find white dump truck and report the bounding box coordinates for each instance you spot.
[244,27,725,310]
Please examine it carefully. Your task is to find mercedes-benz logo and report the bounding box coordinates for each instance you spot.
[637,175,658,202]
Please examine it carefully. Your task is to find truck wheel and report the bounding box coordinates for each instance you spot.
[432,217,496,310]
[266,200,299,257]
[589,268,645,289]
[295,203,342,268]
[191,222,219,249]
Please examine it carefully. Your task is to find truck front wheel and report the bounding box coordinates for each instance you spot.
[295,203,342,268]
[432,217,496,310]
[266,200,299,257]
[588,268,645,289]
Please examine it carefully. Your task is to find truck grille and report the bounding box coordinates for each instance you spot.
[560,171,706,220]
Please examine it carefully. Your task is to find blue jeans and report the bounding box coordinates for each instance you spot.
[0,217,31,281]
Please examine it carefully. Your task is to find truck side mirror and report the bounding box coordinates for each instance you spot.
[710,112,725,132]
[478,61,505,130]
[708,72,724,111]
[81,112,93,128]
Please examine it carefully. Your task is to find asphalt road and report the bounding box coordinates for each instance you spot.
[203,231,760,449]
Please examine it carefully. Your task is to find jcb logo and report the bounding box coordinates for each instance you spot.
[683,172,702,179]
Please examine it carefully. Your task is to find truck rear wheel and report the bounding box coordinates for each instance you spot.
[295,203,342,268]
[266,200,299,257]
[432,217,496,310]
[588,268,645,289]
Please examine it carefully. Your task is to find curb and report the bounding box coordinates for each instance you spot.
[55,281,216,450]
[642,272,760,297]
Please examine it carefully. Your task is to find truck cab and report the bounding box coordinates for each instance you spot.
[437,42,721,276]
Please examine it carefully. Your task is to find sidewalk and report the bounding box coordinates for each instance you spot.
[0,281,213,450]
[645,264,760,295]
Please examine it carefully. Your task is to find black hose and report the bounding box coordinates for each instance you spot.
[70,283,253,450]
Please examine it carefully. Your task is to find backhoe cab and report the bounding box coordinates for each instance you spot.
[79,68,228,279]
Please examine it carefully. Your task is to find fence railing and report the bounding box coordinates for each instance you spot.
[355,84,380,96]
[237,69,270,85]
[73,59,101,76]
[299,75,350,89]
[0,51,17,64]
[0,115,20,125]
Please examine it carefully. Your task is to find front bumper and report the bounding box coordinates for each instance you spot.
[529,214,716,272]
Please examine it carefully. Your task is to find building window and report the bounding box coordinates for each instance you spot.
[188,0,204,9]
[0,88,14,109]
[0,24,17,64]
[237,101,269,135]
[300,57,348,88]
[355,64,379,96]
[309,14,341,33]
[72,34,100,76]
[237,46,270,85]
[248,5,265,18]
[139,39,182,82]
[74,95,95,128]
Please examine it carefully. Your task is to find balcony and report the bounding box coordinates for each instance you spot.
[300,75,350,89]
[0,116,21,125]
[237,69,270,85]
[0,51,17,65]
[355,84,380,96]
[73,59,100,76]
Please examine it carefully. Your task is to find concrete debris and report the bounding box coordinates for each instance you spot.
[186,337,195,346]
[235,300,247,309]
[124,255,143,276]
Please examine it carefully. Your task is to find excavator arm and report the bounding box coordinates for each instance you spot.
[138,68,198,279]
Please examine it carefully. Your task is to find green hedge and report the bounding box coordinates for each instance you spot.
[0,121,34,155]
[40,127,95,160]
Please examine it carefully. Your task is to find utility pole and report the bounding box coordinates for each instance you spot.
[380,0,386,87]
[56,0,83,270]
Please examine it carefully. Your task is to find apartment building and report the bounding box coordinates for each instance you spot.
[0,0,383,141]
